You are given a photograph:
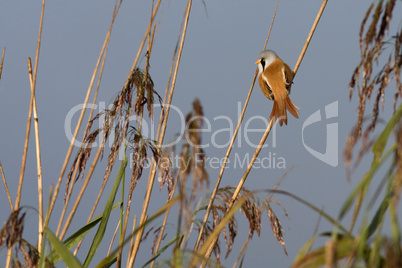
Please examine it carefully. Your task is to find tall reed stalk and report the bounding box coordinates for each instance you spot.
[193,0,280,252]
[127,1,193,266]
[198,0,328,264]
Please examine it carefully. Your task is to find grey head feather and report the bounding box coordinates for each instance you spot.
[257,49,278,74]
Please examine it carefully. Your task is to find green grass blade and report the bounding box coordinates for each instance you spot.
[48,217,101,264]
[271,190,350,235]
[372,103,402,160]
[294,235,317,262]
[83,156,128,267]
[96,255,117,268]
[98,253,117,268]
[38,230,47,268]
[141,235,184,267]
[45,227,83,268]
[338,104,401,221]
[338,144,395,220]
[356,213,370,260]
[95,195,180,268]
[291,236,356,268]
[196,196,246,261]
[47,202,121,264]
[366,191,391,239]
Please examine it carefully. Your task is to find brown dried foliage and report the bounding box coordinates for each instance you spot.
[199,187,288,262]
[65,115,101,202]
[0,210,25,250]
[0,47,5,82]
[196,216,222,262]
[127,126,173,200]
[208,187,264,261]
[157,149,174,199]
[65,67,165,201]
[382,237,402,268]
[265,202,287,255]
[132,67,159,120]
[158,99,211,258]
[345,0,401,177]
[0,209,46,267]
[180,99,209,200]
[151,226,167,255]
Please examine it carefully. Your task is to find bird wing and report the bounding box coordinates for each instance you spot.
[263,59,288,101]
[262,58,290,125]
[258,73,274,100]
[282,63,294,94]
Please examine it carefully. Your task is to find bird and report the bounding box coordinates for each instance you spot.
[255,49,299,126]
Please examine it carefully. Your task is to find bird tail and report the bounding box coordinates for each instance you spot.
[285,96,299,119]
[269,96,299,126]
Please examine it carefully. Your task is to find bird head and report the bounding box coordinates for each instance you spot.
[255,49,278,74]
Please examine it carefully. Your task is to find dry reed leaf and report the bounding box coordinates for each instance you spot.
[209,187,265,260]
[65,66,165,203]
[211,206,222,263]
[0,47,5,81]
[383,237,402,267]
[129,128,147,194]
[64,114,102,202]
[393,30,402,110]
[222,212,237,260]
[241,198,261,237]
[325,240,336,267]
[127,126,173,200]
[158,149,174,199]
[177,99,209,204]
[151,226,165,255]
[345,0,400,178]
[180,143,191,178]
[0,209,42,267]
[267,204,287,256]
[393,123,402,208]
[140,226,154,243]
[131,68,162,120]
[0,209,25,248]
[20,240,40,268]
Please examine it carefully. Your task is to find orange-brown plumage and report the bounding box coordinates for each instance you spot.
[256,50,299,126]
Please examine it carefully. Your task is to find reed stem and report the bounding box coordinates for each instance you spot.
[193,0,280,252]
[200,0,328,261]
[128,1,193,266]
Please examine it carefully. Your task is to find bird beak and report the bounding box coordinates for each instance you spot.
[255,60,260,64]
